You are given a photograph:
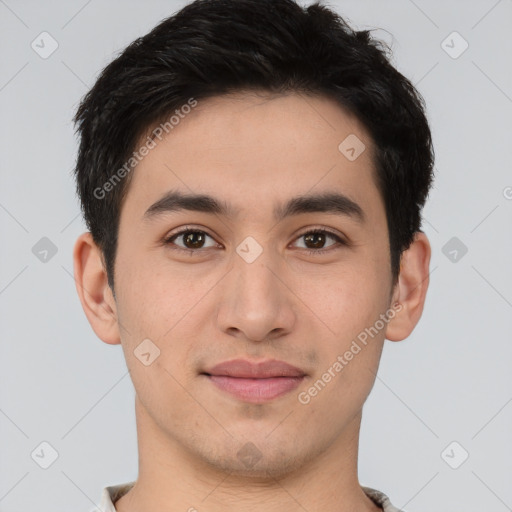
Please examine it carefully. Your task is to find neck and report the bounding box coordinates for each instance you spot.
[115,395,381,512]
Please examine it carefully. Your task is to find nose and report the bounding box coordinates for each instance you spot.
[215,249,297,343]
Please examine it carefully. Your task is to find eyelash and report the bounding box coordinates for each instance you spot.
[162,226,347,256]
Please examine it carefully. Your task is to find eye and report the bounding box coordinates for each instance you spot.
[292,228,346,255]
[163,227,218,253]
[163,226,347,255]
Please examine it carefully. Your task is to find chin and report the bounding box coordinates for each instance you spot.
[196,436,311,480]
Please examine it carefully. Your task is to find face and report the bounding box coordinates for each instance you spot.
[108,92,398,477]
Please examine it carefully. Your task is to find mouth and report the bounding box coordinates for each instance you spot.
[201,358,307,403]
[201,374,306,403]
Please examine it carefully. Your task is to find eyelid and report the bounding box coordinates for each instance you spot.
[290,227,347,254]
[293,226,347,244]
[163,225,219,249]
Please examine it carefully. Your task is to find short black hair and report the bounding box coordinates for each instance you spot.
[73,0,434,293]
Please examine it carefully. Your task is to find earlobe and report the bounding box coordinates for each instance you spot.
[385,231,431,342]
[72,232,121,345]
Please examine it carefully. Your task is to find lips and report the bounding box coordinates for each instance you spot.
[203,358,306,379]
[201,359,307,403]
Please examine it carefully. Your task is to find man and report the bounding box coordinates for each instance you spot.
[72,0,433,510]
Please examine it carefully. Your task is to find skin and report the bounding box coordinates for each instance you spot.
[73,91,430,512]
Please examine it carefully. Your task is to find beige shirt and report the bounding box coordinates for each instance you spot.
[97,481,406,511]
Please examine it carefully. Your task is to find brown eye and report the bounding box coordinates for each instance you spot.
[180,231,207,249]
[293,229,346,254]
[304,231,329,249]
[164,228,218,252]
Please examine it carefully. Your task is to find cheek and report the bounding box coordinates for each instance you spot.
[114,262,215,391]
[306,263,385,329]
[305,266,389,397]
[309,279,386,409]
[116,257,204,336]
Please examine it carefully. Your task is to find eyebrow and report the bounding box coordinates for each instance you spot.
[143,189,366,224]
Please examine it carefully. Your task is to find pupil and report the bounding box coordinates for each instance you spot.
[305,232,324,249]
[185,232,204,248]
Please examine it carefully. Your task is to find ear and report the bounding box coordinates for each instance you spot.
[73,231,121,345]
[385,231,431,342]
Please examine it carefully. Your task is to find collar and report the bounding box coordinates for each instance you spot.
[98,481,405,511]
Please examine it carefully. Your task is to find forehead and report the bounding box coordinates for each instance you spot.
[120,91,383,224]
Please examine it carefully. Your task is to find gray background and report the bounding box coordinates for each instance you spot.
[1,0,511,511]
